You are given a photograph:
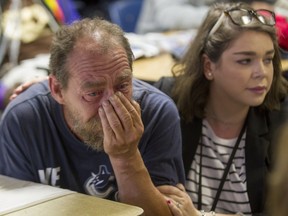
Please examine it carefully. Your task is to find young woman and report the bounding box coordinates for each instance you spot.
[155,2,288,216]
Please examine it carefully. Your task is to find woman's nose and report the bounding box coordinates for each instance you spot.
[252,62,267,79]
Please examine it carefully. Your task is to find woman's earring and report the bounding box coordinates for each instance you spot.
[206,72,213,80]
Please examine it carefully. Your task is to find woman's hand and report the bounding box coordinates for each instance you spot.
[9,76,48,101]
[158,183,199,216]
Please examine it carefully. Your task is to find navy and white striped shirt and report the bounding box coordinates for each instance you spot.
[185,119,251,215]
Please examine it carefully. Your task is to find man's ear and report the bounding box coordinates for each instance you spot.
[49,75,65,104]
[202,54,214,80]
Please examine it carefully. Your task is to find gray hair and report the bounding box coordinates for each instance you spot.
[49,17,134,89]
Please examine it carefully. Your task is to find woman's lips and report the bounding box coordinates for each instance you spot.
[248,86,267,94]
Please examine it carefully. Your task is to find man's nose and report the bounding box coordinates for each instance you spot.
[104,88,116,100]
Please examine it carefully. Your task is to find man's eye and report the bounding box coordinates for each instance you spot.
[88,92,99,97]
[83,91,103,102]
[117,82,130,91]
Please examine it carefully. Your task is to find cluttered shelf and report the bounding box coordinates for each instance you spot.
[0,30,195,87]
[130,31,288,83]
[1,30,288,88]
[127,30,195,82]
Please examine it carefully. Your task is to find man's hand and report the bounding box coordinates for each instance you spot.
[98,91,144,159]
[98,91,173,216]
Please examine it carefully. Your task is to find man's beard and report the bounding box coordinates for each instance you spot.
[66,108,104,151]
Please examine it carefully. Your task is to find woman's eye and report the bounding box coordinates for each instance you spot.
[263,57,273,65]
[237,59,251,65]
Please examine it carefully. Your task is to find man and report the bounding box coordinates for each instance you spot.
[0,18,184,216]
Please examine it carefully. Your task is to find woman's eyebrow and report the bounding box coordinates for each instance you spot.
[233,49,275,56]
[266,50,275,55]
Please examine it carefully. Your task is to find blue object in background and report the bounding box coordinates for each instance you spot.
[108,0,143,33]
[58,0,81,24]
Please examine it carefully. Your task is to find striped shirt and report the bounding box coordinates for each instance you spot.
[185,119,251,215]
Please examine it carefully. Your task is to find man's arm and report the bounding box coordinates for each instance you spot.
[99,91,173,216]
[111,149,172,216]
[0,105,36,181]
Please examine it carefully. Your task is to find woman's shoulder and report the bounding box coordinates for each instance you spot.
[266,96,288,130]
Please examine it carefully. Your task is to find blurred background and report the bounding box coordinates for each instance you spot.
[0,0,287,115]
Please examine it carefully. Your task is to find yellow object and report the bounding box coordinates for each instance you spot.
[2,4,50,43]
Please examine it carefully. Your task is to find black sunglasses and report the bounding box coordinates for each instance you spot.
[209,8,275,36]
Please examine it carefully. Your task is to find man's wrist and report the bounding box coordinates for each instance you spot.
[109,149,146,174]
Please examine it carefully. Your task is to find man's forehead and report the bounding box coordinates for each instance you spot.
[67,38,128,64]
[77,70,132,89]
[71,42,126,60]
[73,35,122,53]
[68,49,129,69]
[67,51,132,81]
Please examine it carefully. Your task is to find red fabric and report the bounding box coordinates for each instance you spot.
[276,15,288,51]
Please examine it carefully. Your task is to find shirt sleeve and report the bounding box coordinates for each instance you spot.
[0,104,38,181]
[136,87,185,186]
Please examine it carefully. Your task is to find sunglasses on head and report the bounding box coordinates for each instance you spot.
[208,8,276,37]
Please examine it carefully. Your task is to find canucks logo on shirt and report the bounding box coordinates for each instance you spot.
[84,165,117,199]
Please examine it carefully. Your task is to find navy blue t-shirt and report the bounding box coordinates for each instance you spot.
[0,79,184,200]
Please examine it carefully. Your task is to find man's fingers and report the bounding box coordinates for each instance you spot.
[98,105,115,138]
[101,99,124,137]
[108,92,142,132]
[115,92,142,128]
